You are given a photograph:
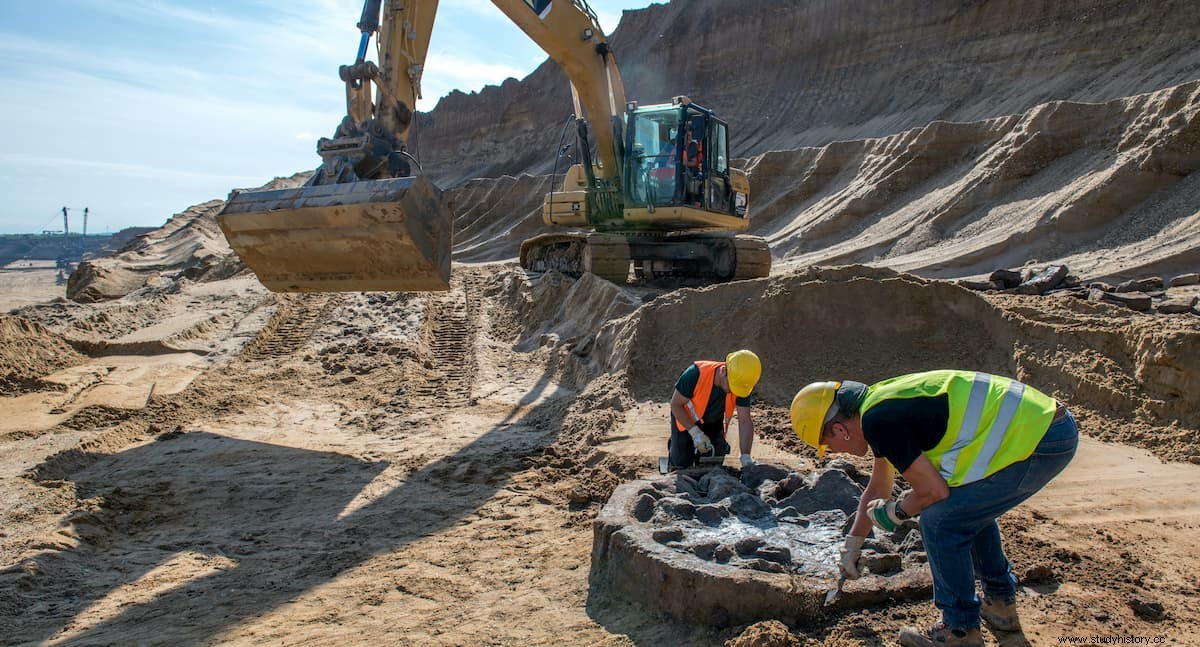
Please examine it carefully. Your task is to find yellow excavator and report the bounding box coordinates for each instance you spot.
[217,0,770,292]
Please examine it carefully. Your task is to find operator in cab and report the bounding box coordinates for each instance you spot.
[790,371,1078,647]
[667,350,762,470]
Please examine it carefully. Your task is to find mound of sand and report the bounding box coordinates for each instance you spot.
[66,174,310,303]
[0,316,84,395]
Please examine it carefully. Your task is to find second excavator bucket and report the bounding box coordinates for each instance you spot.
[217,176,452,292]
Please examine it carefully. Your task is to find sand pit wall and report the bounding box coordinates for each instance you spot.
[584,265,1199,459]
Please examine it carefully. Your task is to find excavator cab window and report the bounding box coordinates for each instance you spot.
[625,106,686,208]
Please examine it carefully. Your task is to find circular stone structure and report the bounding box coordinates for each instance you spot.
[589,463,933,627]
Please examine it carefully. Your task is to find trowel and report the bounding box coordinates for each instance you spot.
[824,574,846,607]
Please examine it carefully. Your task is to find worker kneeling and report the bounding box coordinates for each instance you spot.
[668,350,761,470]
[791,370,1077,647]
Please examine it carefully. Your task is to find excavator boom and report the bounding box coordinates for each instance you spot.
[218,0,768,293]
[219,0,451,292]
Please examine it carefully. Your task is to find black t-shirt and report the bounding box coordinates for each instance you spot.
[861,394,950,473]
[674,364,752,432]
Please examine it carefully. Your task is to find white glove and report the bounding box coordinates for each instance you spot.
[867,497,917,534]
[739,454,754,468]
[687,425,714,455]
[839,535,865,580]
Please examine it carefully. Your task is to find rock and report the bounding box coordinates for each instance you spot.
[1063,274,1082,288]
[958,279,999,291]
[1021,563,1056,584]
[825,458,860,479]
[691,541,719,560]
[699,470,749,502]
[774,506,807,524]
[1087,281,1115,292]
[734,536,767,556]
[769,473,807,499]
[894,524,922,550]
[776,469,863,515]
[714,544,735,562]
[756,545,793,564]
[1189,456,1200,465]
[990,269,1023,289]
[1087,288,1107,303]
[1101,291,1152,312]
[1092,609,1110,622]
[657,497,697,520]
[695,503,730,526]
[1156,297,1195,314]
[652,527,684,543]
[1017,265,1069,295]
[673,474,701,498]
[1168,272,1199,287]
[863,551,903,575]
[632,493,656,522]
[1128,594,1166,621]
[745,558,787,574]
[1116,277,1163,293]
[741,462,790,489]
[729,493,773,519]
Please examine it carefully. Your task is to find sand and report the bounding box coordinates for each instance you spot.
[2,261,1198,646]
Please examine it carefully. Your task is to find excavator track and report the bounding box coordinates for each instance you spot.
[731,235,772,280]
[521,232,770,284]
[519,232,631,284]
[410,274,479,407]
[240,294,339,361]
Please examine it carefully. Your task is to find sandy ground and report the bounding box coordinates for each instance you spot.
[2,262,1198,647]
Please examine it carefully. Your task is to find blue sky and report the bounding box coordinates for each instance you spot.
[0,0,656,234]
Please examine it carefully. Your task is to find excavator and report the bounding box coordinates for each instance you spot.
[217,0,770,292]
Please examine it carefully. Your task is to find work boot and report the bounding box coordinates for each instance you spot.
[981,594,1021,631]
[898,623,983,647]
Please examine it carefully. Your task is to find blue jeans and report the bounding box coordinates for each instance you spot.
[919,410,1078,629]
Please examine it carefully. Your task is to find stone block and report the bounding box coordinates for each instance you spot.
[1156,297,1195,314]
[695,503,730,526]
[1168,273,1199,288]
[741,462,790,490]
[1017,265,1068,295]
[957,279,999,291]
[653,527,684,543]
[1101,291,1152,312]
[989,269,1023,289]
[1128,594,1165,621]
[1116,277,1163,293]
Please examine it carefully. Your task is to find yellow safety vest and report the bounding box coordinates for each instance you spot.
[860,370,1056,487]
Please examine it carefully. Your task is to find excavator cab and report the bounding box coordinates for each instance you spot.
[620,98,751,229]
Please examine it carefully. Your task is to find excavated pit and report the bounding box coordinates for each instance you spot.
[589,462,932,627]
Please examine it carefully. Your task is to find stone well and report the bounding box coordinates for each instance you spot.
[589,462,933,627]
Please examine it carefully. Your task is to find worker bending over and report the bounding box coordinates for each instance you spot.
[668,350,761,469]
[791,370,1077,647]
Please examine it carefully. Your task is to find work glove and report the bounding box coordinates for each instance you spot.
[866,497,916,534]
[739,454,754,468]
[687,425,714,455]
[839,535,865,580]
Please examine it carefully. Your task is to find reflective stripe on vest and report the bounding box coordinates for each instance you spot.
[675,360,736,433]
[860,370,1056,487]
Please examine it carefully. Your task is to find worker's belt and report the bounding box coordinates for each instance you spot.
[1051,402,1070,424]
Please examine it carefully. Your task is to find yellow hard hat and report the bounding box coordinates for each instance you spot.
[725,350,761,398]
[790,381,841,458]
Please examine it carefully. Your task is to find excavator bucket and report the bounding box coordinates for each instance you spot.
[216,176,452,292]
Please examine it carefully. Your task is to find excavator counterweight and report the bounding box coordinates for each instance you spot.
[217,176,451,292]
